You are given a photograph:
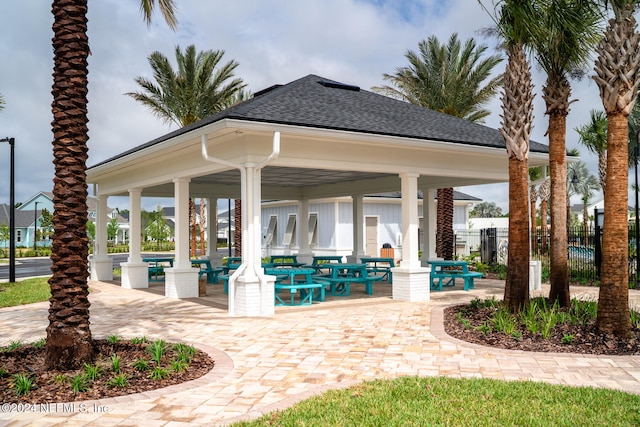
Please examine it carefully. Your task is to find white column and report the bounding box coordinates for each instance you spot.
[296,199,313,264]
[392,173,429,301]
[165,177,198,298]
[90,194,112,281]
[348,194,365,263]
[230,165,275,317]
[421,187,438,263]
[207,198,223,264]
[121,188,148,289]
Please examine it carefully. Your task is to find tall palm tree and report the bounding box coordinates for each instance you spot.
[126,45,246,128]
[593,0,640,337]
[567,160,600,237]
[373,33,503,260]
[480,0,536,311]
[46,0,176,370]
[576,110,608,193]
[526,0,602,307]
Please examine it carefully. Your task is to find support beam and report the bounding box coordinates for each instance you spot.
[90,194,112,281]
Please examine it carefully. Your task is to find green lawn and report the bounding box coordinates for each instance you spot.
[0,277,50,307]
[231,376,640,427]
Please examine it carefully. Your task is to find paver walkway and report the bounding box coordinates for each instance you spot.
[1,279,640,426]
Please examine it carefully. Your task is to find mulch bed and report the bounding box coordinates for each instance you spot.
[0,340,215,404]
[444,304,640,355]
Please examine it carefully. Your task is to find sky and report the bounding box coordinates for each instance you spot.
[0,0,613,214]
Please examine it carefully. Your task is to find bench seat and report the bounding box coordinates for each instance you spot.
[274,282,327,306]
[319,275,383,296]
[431,271,483,291]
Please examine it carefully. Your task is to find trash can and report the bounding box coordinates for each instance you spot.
[381,243,394,260]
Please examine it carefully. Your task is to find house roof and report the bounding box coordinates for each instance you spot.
[91,74,549,168]
[0,204,40,228]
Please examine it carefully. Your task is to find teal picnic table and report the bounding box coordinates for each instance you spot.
[143,256,174,282]
[360,257,394,283]
[428,259,482,291]
[264,267,328,306]
[306,255,344,275]
[269,255,305,267]
[316,263,383,297]
[190,259,223,283]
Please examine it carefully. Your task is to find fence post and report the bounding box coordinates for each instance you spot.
[594,207,602,279]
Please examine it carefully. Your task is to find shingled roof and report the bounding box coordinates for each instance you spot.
[90,74,548,168]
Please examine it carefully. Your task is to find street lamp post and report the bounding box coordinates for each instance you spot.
[33,201,39,254]
[1,137,15,283]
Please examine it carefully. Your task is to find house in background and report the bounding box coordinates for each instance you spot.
[0,192,127,250]
[260,190,481,260]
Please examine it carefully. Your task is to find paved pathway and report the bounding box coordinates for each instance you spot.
[1,279,640,426]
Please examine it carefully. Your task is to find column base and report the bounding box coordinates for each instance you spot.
[90,257,113,281]
[121,263,149,289]
[230,274,276,317]
[165,268,199,299]
[391,266,430,301]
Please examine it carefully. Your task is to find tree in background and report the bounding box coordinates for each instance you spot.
[126,45,245,127]
[46,0,176,370]
[373,33,503,260]
[39,208,54,241]
[567,160,600,238]
[593,0,640,337]
[147,206,170,250]
[576,110,608,193]
[469,201,503,218]
[538,178,551,255]
[0,223,9,254]
[107,217,120,242]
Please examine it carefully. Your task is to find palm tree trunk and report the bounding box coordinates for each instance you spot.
[530,186,537,254]
[548,112,570,307]
[436,188,454,260]
[540,199,548,255]
[597,113,631,336]
[505,156,530,311]
[199,198,206,256]
[46,0,94,370]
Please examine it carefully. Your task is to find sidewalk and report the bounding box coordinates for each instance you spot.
[1,279,639,426]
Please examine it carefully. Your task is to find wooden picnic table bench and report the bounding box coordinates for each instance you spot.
[428,260,482,291]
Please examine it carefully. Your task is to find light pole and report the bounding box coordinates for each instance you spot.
[33,201,39,254]
[1,137,15,282]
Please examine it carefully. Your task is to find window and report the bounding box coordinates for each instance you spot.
[16,229,22,244]
[282,214,297,247]
[308,213,318,247]
[264,216,277,246]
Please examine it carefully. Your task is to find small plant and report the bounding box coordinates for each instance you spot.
[54,374,67,385]
[132,358,150,371]
[476,321,492,335]
[469,298,483,309]
[83,363,102,381]
[147,339,167,365]
[510,330,522,341]
[174,343,196,363]
[170,359,189,373]
[492,308,517,336]
[32,338,46,349]
[0,367,7,378]
[539,311,557,339]
[13,373,35,396]
[631,310,640,328]
[70,374,90,394]
[561,334,575,344]
[131,336,147,345]
[149,366,170,380]
[107,334,121,343]
[6,340,23,351]
[107,374,129,388]
[110,354,121,373]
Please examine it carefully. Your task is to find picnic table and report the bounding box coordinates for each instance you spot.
[360,257,394,283]
[222,257,242,274]
[143,256,174,282]
[428,260,482,291]
[269,255,305,267]
[315,263,383,297]
[190,259,223,283]
[264,267,328,306]
[306,255,344,275]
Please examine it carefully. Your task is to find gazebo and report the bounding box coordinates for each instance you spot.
[87,74,549,316]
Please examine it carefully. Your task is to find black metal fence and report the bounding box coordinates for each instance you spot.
[455,225,640,287]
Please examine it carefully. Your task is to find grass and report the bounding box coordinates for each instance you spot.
[0,277,50,307]
[231,376,640,427]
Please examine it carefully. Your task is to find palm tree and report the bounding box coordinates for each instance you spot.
[576,110,608,194]
[567,160,600,237]
[480,0,537,311]
[538,177,551,255]
[126,45,246,128]
[373,33,503,260]
[593,0,640,337]
[525,0,603,307]
[46,0,176,370]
